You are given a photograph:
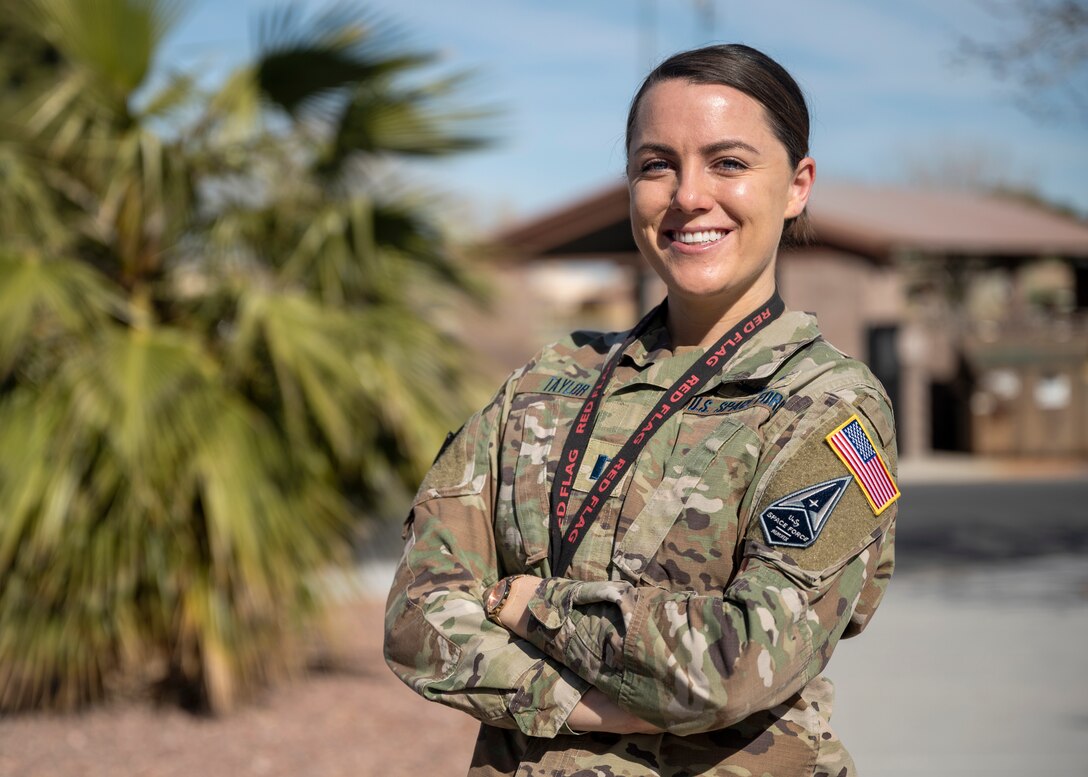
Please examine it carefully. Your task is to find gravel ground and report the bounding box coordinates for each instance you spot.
[0,598,477,777]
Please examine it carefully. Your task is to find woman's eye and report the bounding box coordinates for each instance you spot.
[640,159,671,173]
[717,157,747,171]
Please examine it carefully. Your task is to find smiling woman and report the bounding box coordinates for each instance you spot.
[385,44,899,777]
[627,79,814,346]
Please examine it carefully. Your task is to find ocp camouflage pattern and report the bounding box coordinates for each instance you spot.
[385,307,898,776]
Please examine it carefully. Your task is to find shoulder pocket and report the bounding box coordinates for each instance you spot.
[415,415,486,504]
[743,403,896,577]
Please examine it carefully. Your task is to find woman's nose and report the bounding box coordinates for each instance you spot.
[671,169,713,213]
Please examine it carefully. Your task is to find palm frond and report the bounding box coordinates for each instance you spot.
[253,2,428,122]
[0,325,352,711]
[231,289,366,461]
[352,303,488,483]
[22,67,90,146]
[96,124,194,281]
[137,70,198,121]
[0,143,68,248]
[264,192,485,305]
[279,195,379,303]
[27,0,191,110]
[328,72,493,165]
[0,250,125,375]
[372,197,488,299]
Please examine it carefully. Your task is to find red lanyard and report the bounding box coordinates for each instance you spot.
[548,293,785,577]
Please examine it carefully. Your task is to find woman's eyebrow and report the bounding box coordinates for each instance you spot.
[702,139,761,156]
[631,142,676,157]
[632,139,761,157]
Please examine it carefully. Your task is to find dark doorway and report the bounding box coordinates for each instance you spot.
[866,324,901,425]
[929,357,974,452]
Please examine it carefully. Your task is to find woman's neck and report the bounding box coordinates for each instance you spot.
[665,286,779,349]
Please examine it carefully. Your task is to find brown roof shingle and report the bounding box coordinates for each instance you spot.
[810,183,1088,258]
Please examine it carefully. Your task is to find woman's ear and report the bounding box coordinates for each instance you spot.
[785,157,816,219]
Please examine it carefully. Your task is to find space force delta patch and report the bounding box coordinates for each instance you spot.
[760,476,851,547]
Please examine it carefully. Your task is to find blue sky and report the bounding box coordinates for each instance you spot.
[161,0,1088,228]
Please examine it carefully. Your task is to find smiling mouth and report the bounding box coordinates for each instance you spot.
[667,229,728,245]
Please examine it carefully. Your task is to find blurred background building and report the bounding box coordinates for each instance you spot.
[491,181,1088,460]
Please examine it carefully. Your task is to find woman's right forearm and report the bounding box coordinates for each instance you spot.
[565,688,664,735]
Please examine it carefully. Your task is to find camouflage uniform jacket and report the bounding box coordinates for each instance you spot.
[384,305,898,777]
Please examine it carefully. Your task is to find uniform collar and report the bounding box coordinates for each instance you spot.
[615,303,822,392]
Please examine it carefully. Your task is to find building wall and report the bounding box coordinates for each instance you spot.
[459,262,639,381]
[777,248,904,359]
[776,248,944,457]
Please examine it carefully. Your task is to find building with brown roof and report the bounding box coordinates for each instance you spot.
[493,181,1088,458]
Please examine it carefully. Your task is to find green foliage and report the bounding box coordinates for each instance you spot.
[0,0,492,713]
[0,15,63,116]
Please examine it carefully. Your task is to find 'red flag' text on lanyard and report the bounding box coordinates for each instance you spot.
[548,292,785,577]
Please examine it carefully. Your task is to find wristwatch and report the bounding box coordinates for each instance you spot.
[485,575,521,622]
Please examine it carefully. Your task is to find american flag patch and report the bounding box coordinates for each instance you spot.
[825,415,900,515]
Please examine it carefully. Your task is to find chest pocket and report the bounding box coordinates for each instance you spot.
[611,415,748,591]
[495,392,578,574]
[500,392,637,577]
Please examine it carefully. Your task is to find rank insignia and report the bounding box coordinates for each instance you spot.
[826,415,900,515]
[760,476,852,547]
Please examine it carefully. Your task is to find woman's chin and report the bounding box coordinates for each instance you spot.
[665,279,745,306]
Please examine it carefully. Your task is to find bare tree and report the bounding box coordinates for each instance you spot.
[957,0,1088,125]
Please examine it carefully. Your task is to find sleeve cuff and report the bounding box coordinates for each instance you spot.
[506,659,590,738]
[525,577,584,653]
[524,578,629,688]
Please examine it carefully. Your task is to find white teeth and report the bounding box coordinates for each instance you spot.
[674,230,724,244]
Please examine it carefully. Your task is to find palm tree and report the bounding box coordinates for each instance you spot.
[0,0,491,713]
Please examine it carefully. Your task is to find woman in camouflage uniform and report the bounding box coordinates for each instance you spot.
[385,44,898,776]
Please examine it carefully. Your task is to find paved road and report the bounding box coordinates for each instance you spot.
[830,554,1088,776]
[895,477,1088,569]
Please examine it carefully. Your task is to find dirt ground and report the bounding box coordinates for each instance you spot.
[0,598,479,777]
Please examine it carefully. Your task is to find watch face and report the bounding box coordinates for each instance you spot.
[487,578,509,615]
